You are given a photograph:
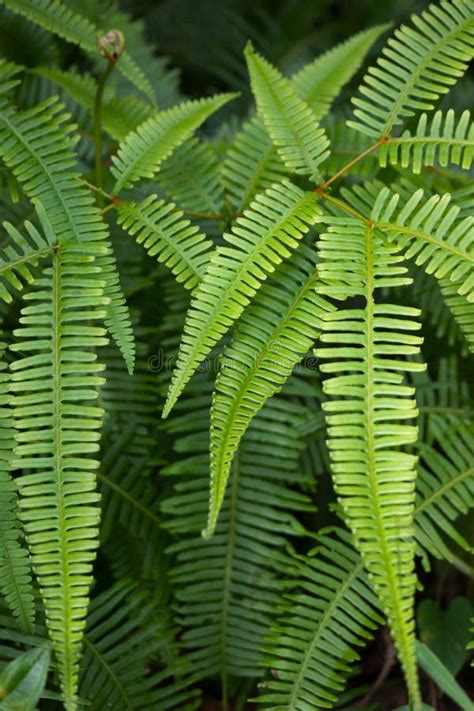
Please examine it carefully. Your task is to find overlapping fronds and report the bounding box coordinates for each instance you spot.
[163,181,321,417]
[111,94,237,193]
[80,580,200,711]
[292,24,390,119]
[0,0,155,101]
[163,388,311,694]
[117,195,213,291]
[315,214,425,705]
[0,201,55,303]
[245,43,330,181]
[0,341,34,635]
[259,529,382,710]
[207,244,333,536]
[348,0,474,138]
[380,110,474,172]
[8,242,109,710]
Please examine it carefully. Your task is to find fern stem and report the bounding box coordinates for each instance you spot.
[317,190,369,223]
[317,138,385,190]
[93,60,115,204]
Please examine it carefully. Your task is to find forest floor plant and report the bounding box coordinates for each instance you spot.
[0,0,472,709]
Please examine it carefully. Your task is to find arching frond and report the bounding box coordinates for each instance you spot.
[348,0,474,138]
[315,215,425,705]
[0,0,155,102]
[380,110,474,173]
[80,580,200,711]
[207,244,333,536]
[0,341,34,635]
[245,43,329,181]
[163,181,321,417]
[8,242,109,710]
[0,201,55,304]
[117,195,213,291]
[111,94,237,194]
[292,23,390,119]
[163,388,311,698]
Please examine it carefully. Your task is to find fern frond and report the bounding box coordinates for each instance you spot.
[8,242,109,710]
[0,201,55,303]
[163,390,310,692]
[0,342,35,635]
[380,110,474,173]
[163,181,321,417]
[80,580,200,710]
[440,278,474,350]
[348,0,474,138]
[207,244,333,536]
[245,43,330,181]
[111,94,237,194]
[0,0,155,102]
[117,195,213,291]
[259,528,382,710]
[315,216,425,705]
[0,59,22,96]
[292,23,390,119]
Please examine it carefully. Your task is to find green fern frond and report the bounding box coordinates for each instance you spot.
[0,341,35,635]
[315,215,425,706]
[111,94,237,194]
[207,244,333,536]
[80,580,200,710]
[348,0,474,139]
[0,201,55,303]
[117,195,213,291]
[380,109,474,173]
[0,58,22,96]
[292,23,390,119]
[163,181,321,418]
[245,43,330,181]
[259,528,382,710]
[0,0,155,102]
[440,278,474,350]
[8,242,109,710]
[163,390,310,693]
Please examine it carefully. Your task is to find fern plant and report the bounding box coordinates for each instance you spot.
[0,0,472,709]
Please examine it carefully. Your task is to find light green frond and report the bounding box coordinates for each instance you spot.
[0,0,155,102]
[80,581,200,711]
[158,137,224,217]
[259,529,382,710]
[315,216,424,706]
[0,201,55,303]
[0,342,35,635]
[348,0,474,138]
[221,116,289,214]
[8,242,109,710]
[292,23,390,119]
[30,66,155,141]
[380,110,474,173]
[111,94,237,194]
[163,390,310,693]
[163,181,321,418]
[207,244,333,536]
[245,43,330,181]
[117,195,213,291]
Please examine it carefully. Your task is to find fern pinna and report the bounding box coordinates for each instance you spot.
[0,0,472,709]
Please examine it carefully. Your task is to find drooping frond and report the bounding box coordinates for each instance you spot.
[245,43,330,181]
[0,341,34,635]
[163,181,321,417]
[0,201,55,304]
[292,24,390,119]
[80,580,200,711]
[348,0,474,138]
[117,195,213,291]
[259,529,382,710]
[163,388,311,695]
[207,244,333,536]
[314,214,425,705]
[0,0,155,102]
[8,242,109,710]
[111,94,237,194]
